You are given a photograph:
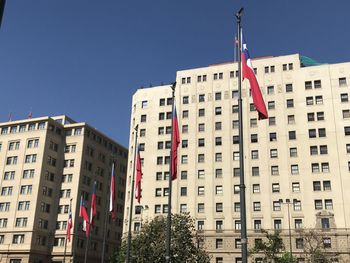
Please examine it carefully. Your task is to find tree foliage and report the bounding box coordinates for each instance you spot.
[111,213,210,263]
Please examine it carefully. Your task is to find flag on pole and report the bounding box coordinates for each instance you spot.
[90,181,97,227]
[109,163,116,219]
[135,145,143,203]
[28,111,32,119]
[171,105,180,180]
[67,203,73,242]
[241,33,268,120]
[79,196,90,237]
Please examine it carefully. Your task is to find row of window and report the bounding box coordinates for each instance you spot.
[180,63,299,85]
[1,122,46,135]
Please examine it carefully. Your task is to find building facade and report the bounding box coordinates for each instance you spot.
[124,54,350,262]
[0,115,127,263]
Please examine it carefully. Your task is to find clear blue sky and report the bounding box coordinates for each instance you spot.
[1,0,349,147]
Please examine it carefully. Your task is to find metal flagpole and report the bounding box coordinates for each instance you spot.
[0,0,6,28]
[101,162,114,263]
[63,198,73,263]
[126,125,139,263]
[235,7,248,263]
[84,202,91,263]
[166,82,176,263]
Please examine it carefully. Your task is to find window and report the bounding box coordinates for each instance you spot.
[216,203,223,212]
[216,238,223,249]
[254,220,262,230]
[273,201,281,211]
[215,137,222,146]
[292,182,300,192]
[159,99,165,106]
[289,131,296,140]
[323,181,331,191]
[313,181,321,191]
[290,147,297,157]
[270,149,278,158]
[252,167,259,176]
[309,129,317,138]
[198,123,205,132]
[339,77,347,86]
[321,162,329,172]
[321,218,330,229]
[269,133,277,141]
[295,219,303,229]
[197,203,205,213]
[319,128,326,137]
[320,145,328,154]
[268,101,275,110]
[6,156,18,165]
[4,171,15,180]
[198,138,205,147]
[233,136,239,144]
[12,234,25,244]
[312,163,320,173]
[198,154,205,163]
[305,81,312,90]
[198,94,205,102]
[325,199,333,210]
[286,99,294,108]
[215,92,222,101]
[182,96,189,104]
[315,95,323,104]
[234,220,241,230]
[274,219,282,229]
[215,169,222,178]
[296,238,304,249]
[269,117,276,126]
[180,187,187,196]
[215,185,223,195]
[1,187,13,196]
[288,115,295,124]
[306,96,314,105]
[310,146,318,155]
[251,134,258,143]
[198,186,205,196]
[250,118,257,128]
[253,202,261,212]
[197,220,204,230]
[253,184,260,193]
[181,155,188,164]
[198,109,205,117]
[271,166,279,175]
[182,110,189,119]
[216,220,223,231]
[291,165,299,175]
[272,183,280,193]
[315,200,323,210]
[215,107,222,115]
[140,115,147,122]
[215,122,222,130]
[181,125,188,134]
[232,105,239,113]
[8,141,20,150]
[308,112,315,121]
[314,80,322,89]
[345,126,350,135]
[323,238,331,248]
[251,150,259,159]
[215,153,222,162]
[197,170,205,179]
[180,204,187,213]
[286,84,293,92]
[267,86,274,95]
[293,200,301,211]
[317,112,325,120]
[234,202,240,212]
[343,110,350,119]
[235,239,241,249]
[341,93,348,102]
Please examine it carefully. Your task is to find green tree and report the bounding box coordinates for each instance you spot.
[111,213,210,263]
[249,230,297,263]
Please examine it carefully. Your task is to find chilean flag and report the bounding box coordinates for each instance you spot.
[66,204,73,242]
[135,145,143,203]
[90,181,97,227]
[79,196,90,237]
[241,33,268,120]
[109,163,116,219]
[171,105,180,180]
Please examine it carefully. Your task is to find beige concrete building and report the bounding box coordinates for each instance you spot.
[0,115,127,263]
[124,54,350,262]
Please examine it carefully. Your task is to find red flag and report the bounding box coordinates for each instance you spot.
[135,145,143,203]
[241,33,268,120]
[66,203,73,242]
[90,181,97,227]
[171,105,180,180]
[109,163,116,219]
[79,196,90,237]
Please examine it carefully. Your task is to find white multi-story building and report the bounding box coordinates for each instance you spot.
[124,54,350,262]
[0,115,127,263]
